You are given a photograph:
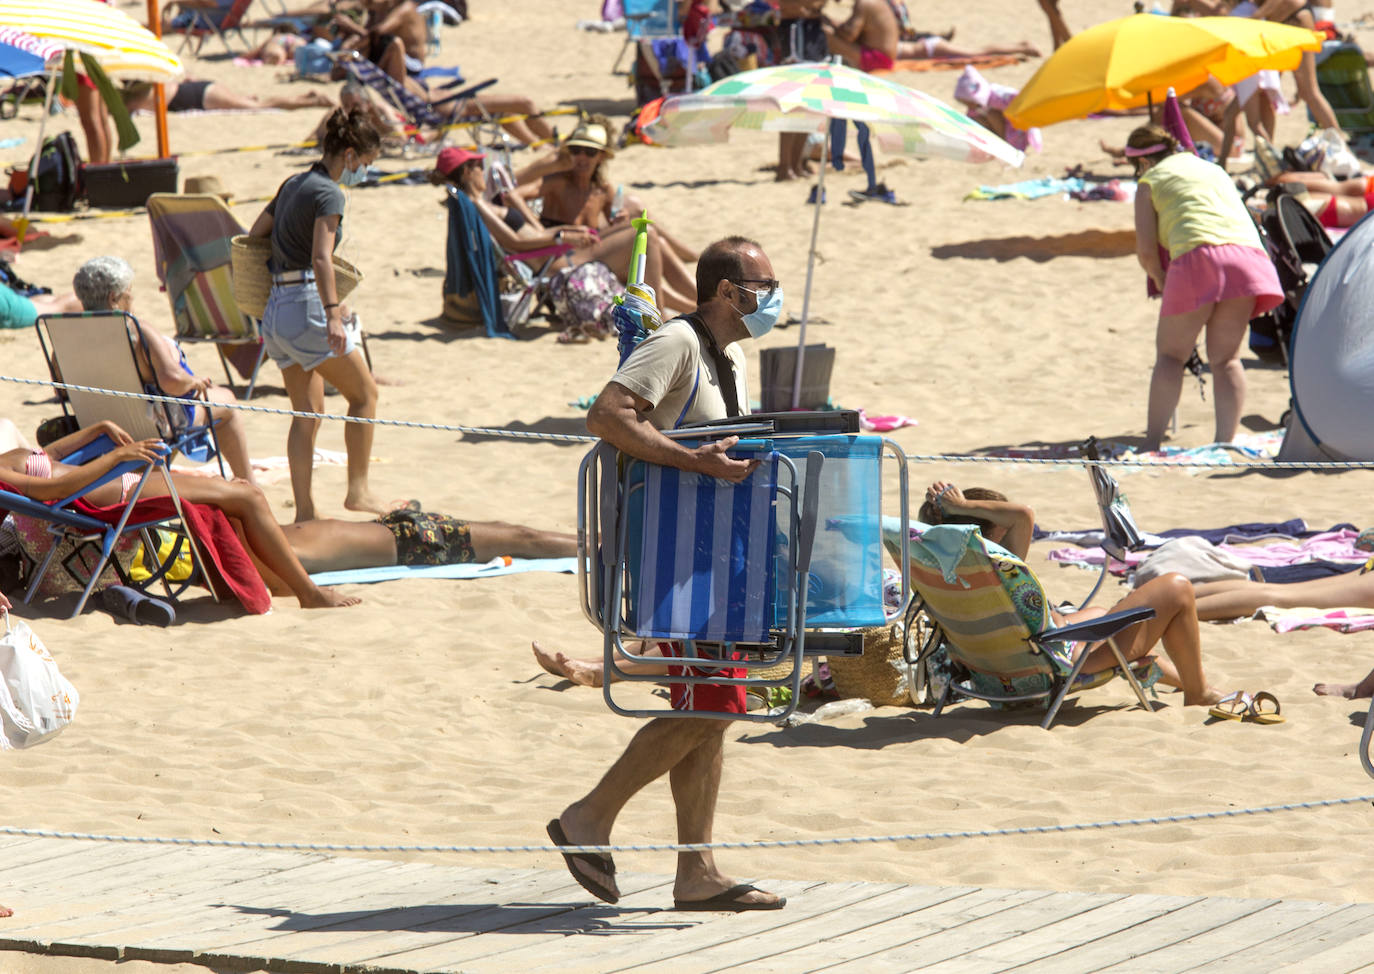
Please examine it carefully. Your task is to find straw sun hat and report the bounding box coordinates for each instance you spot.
[563,120,614,157]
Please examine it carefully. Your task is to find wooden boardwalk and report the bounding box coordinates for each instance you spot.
[2,836,1373,973]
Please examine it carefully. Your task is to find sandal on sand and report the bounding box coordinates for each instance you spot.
[102,585,175,627]
[546,819,618,904]
[1208,690,1252,721]
[1246,690,1286,724]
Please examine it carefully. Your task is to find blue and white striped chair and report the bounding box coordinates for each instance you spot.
[577,412,910,721]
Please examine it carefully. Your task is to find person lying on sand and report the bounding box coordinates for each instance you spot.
[1314,665,1374,699]
[122,79,335,114]
[247,506,577,594]
[312,81,407,145]
[1,420,359,610]
[921,481,1229,708]
[1193,554,1374,621]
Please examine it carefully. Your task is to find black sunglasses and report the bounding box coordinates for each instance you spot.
[568,145,601,157]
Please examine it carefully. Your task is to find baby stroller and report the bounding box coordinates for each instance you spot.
[1249,191,1333,365]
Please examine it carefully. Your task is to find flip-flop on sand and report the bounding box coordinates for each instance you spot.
[102,585,175,628]
[546,819,618,904]
[674,883,787,912]
[1207,690,1252,721]
[1246,690,1286,724]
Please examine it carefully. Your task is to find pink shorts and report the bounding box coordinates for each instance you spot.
[1160,243,1283,319]
[661,641,747,715]
[860,47,895,72]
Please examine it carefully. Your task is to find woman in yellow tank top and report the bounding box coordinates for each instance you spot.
[1129,124,1283,451]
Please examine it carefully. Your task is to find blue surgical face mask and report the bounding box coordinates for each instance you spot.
[339,152,367,187]
[731,284,784,338]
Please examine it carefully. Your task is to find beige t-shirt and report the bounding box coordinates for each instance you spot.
[611,317,749,429]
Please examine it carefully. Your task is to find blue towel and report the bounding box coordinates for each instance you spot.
[309,557,578,586]
[443,192,511,339]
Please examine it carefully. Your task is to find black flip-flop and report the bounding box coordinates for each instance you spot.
[102,585,175,627]
[674,883,787,912]
[546,819,619,904]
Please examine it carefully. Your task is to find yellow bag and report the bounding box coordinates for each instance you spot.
[129,529,194,584]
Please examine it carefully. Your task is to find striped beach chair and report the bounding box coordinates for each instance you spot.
[147,193,266,399]
[890,522,1156,729]
[578,412,910,721]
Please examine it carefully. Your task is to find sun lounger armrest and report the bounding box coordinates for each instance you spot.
[506,244,574,263]
[430,78,499,110]
[1032,606,1156,647]
[50,435,174,507]
[58,433,118,466]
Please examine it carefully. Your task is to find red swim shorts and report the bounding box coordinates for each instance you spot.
[859,47,895,72]
[662,641,747,715]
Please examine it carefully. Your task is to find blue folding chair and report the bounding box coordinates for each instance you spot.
[0,436,210,617]
[36,312,225,477]
[335,51,499,145]
[578,411,910,721]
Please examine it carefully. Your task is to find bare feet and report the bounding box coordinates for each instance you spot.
[0,903,11,918]
[299,586,362,609]
[532,641,605,687]
[1314,678,1374,699]
[775,166,799,182]
[1183,686,1227,707]
[343,491,389,516]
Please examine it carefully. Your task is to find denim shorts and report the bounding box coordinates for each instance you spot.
[260,280,356,371]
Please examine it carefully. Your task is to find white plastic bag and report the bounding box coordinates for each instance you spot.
[1319,128,1363,179]
[0,609,79,750]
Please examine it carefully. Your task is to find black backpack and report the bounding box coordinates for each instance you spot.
[31,132,81,212]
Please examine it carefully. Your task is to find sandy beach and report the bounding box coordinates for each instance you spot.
[4,0,1374,965]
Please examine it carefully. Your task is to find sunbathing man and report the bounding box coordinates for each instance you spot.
[333,0,428,91]
[70,256,255,486]
[0,420,358,610]
[921,482,1228,707]
[823,0,899,72]
[1192,554,1374,621]
[122,79,334,114]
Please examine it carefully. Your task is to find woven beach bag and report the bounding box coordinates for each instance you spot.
[229,235,362,318]
[826,625,914,707]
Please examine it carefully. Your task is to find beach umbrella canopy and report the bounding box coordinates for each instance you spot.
[0,26,60,79]
[647,60,1025,166]
[645,60,1023,406]
[1006,14,1323,128]
[0,0,183,82]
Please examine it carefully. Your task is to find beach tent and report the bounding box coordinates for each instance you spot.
[1276,212,1374,461]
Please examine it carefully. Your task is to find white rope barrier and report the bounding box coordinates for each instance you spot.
[2,795,1370,855]
[5,374,1374,469]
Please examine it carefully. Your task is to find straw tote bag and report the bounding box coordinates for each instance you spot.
[230,235,362,318]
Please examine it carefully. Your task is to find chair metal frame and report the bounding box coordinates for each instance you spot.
[578,413,910,722]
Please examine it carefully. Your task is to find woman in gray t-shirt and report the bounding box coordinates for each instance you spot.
[248,108,384,522]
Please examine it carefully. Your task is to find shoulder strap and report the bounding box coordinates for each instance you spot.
[681,313,742,418]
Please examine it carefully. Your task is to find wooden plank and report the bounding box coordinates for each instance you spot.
[907,893,1193,974]
[1007,896,1279,974]
[271,868,678,973]
[394,878,831,974]
[0,837,113,871]
[1267,929,1374,974]
[763,887,1052,974]
[1189,904,1374,972]
[698,885,985,974]
[808,889,1115,974]
[1095,898,1349,974]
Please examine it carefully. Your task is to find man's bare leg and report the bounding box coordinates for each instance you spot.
[1195,571,1374,621]
[200,390,254,484]
[1315,666,1374,699]
[555,718,723,899]
[1037,0,1072,48]
[467,521,578,560]
[904,39,1040,58]
[532,640,668,687]
[668,722,782,906]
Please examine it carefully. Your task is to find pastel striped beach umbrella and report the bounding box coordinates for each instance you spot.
[0,27,61,79]
[645,61,1023,406]
[646,60,1025,165]
[0,0,183,82]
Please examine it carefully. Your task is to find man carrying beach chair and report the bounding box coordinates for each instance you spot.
[548,236,789,913]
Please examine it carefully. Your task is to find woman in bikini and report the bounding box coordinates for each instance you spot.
[0,420,358,610]
[1271,170,1374,229]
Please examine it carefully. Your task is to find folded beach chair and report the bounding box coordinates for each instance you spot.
[892,522,1156,729]
[1080,437,1147,609]
[1317,40,1374,138]
[0,434,207,617]
[162,0,256,56]
[35,311,225,477]
[146,193,266,399]
[579,411,911,721]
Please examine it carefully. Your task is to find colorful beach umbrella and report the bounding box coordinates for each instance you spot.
[0,0,183,82]
[1005,14,1324,128]
[645,60,1023,406]
[0,26,60,79]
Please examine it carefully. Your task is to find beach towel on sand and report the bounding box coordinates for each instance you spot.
[309,557,578,586]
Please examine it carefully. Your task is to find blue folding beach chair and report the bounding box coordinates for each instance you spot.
[336,51,499,147]
[578,410,910,721]
[0,436,209,617]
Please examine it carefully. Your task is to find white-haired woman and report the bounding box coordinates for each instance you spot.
[72,256,255,483]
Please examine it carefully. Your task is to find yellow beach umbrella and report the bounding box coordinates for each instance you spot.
[1005,14,1323,129]
[0,0,183,81]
